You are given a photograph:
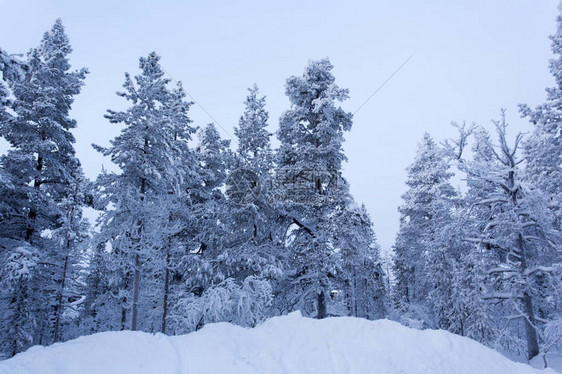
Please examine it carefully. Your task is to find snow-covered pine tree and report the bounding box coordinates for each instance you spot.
[334,203,386,319]
[0,19,87,356]
[424,208,469,333]
[459,112,561,360]
[0,48,26,282]
[392,133,457,327]
[170,87,286,333]
[0,48,25,123]
[234,84,273,175]
[168,123,241,333]
[0,49,28,359]
[520,6,562,230]
[519,9,562,355]
[79,241,112,334]
[191,123,232,257]
[275,58,353,318]
[50,170,91,343]
[222,85,281,324]
[230,85,277,258]
[451,126,500,343]
[155,81,200,334]
[91,52,195,332]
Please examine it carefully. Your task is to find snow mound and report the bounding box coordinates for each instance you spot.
[0,311,555,374]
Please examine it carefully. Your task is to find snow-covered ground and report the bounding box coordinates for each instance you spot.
[0,311,557,374]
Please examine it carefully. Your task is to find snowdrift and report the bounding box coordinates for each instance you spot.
[0,311,555,374]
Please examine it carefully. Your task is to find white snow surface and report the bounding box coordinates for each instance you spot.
[0,311,556,374]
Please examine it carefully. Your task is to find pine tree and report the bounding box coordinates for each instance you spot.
[91,52,195,332]
[520,7,562,228]
[234,84,273,174]
[275,58,353,318]
[0,48,25,124]
[50,171,91,342]
[225,85,281,323]
[0,19,87,355]
[229,85,277,263]
[168,123,243,333]
[459,112,561,360]
[392,133,457,326]
[519,10,562,355]
[334,203,386,319]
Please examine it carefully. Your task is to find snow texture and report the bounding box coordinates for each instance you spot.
[0,312,555,374]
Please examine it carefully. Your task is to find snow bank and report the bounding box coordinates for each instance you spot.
[0,312,555,374]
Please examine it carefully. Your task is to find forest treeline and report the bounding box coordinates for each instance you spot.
[0,15,560,362]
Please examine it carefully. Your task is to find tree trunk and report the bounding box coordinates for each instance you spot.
[523,291,539,360]
[11,289,22,357]
[131,254,141,331]
[317,291,327,319]
[120,273,129,331]
[53,252,69,342]
[120,301,127,331]
[25,154,43,242]
[161,246,170,334]
[516,234,539,360]
[131,173,146,331]
[350,268,357,317]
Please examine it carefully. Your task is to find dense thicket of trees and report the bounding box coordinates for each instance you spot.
[0,12,561,364]
[386,9,561,362]
[0,21,386,359]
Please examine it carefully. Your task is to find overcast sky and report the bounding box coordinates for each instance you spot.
[0,0,559,251]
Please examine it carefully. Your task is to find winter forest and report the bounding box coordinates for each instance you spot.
[0,5,561,368]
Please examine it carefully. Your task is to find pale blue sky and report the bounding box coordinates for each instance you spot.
[0,0,559,251]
